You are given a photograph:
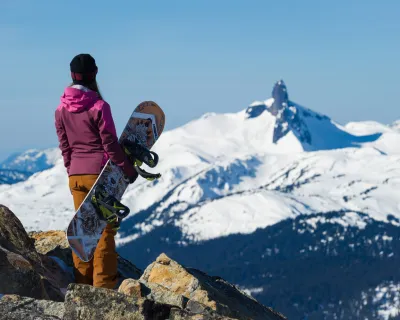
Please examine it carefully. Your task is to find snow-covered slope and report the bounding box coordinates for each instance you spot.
[117,145,400,245]
[0,169,31,185]
[0,156,70,231]
[0,148,61,185]
[0,148,60,172]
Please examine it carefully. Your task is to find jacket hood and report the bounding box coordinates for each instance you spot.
[60,85,99,112]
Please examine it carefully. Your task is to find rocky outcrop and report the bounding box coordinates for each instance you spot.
[270,80,289,116]
[139,253,285,320]
[30,229,142,287]
[269,80,312,144]
[0,295,65,319]
[0,205,286,319]
[245,80,313,145]
[30,230,73,266]
[0,205,64,301]
[0,283,244,319]
[119,278,143,298]
[63,283,172,320]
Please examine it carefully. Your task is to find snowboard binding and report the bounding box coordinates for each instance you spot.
[122,139,161,181]
[91,185,130,231]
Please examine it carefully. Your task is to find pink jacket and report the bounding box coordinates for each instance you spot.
[55,85,135,177]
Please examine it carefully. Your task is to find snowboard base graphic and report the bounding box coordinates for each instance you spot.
[66,101,165,262]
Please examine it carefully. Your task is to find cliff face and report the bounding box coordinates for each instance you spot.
[245,80,381,150]
[0,205,286,320]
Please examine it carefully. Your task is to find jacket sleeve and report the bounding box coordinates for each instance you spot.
[97,102,136,177]
[55,110,71,174]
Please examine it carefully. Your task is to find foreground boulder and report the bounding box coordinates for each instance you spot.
[0,295,65,319]
[139,253,285,320]
[0,284,241,319]
[0,205,64,301]
[64,283,172,320]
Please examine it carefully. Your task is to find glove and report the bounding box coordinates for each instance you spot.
[125,170,138,184]
[122,156,138,183]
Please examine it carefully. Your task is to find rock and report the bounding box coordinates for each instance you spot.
[116,254,143,285]
[118,277,188,310]
[245,103,267,118]
[141,253,286,320]
[0,294,65,319]
[169,307,236,320]
[30,229,143,288]
[141,299,176,320]
[0,247,45,300]
[30,230,73,267]
[28,230,75,292]
[64,283,140,319]
[270,80,289,116]
[41,254,74,291]
[64,283,172,320]
[118,278,143,298]
[0,205,64,301]
[186,299,220,315]
[146,282,188,309]
[141,253,199,297]
[0,205,41,267]
[157,252,172,265]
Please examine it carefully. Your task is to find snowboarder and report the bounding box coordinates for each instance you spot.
[55,53,137,289]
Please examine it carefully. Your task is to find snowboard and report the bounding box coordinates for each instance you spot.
[66,101,165,262]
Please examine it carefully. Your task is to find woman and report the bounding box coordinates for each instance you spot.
[55,53,137,289]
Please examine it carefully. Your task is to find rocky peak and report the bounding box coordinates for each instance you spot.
[245,80,383,150]
[270,80,289,116]
[245,80,312,145]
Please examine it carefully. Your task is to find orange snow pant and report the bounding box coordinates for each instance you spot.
[69,174,118,289]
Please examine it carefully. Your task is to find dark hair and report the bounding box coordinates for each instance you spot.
[86,80,104,100]
[69,80,104,100]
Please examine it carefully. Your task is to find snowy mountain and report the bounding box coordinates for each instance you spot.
[0,148,60,185]
[247,80,383,151]
[0,169,31,184]
[1,80,399,319]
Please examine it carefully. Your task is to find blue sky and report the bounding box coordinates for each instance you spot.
[0,0,399,161]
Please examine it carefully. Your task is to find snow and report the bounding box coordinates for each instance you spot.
[240,287,264,297]
[362,282,400,320]
[381,235,393,241]
[304,212,369,230]
[390,120,400,131]
[117,113,400,242]
[175,190,297,241]
[0,148,61,173]
[0,156,71,231]
[344,121,392,135]
[0,170,30,184]
[0,95,400,245]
